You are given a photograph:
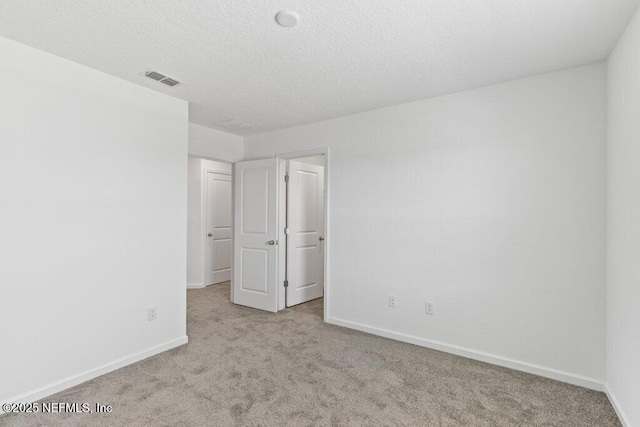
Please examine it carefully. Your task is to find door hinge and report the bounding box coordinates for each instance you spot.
[284,174,289,182]
[284,227,289,234]
[284,280,289,288]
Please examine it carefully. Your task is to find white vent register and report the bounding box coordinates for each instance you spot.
[143,69,182,87]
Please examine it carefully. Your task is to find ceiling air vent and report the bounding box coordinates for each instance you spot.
[161,77,181,87]
[217,119,253,132]
[143,69,182,88]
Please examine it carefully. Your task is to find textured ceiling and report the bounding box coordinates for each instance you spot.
[0,0,638,135]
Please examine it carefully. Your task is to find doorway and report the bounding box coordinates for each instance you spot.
[231,149,329,317]
[187,157,233,289]
[283,155,325,308]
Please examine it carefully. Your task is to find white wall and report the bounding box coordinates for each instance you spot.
[245,63,608,388]
[606,5,640,426]
[186,158,232,288]
[0,37,189,404]
[187,157,204,287]
[187,121,238,287]
[189,123,243,162]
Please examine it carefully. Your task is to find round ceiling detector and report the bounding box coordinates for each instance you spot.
[275,10,300,27]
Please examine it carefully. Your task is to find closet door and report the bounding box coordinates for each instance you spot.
[286,161,324,307]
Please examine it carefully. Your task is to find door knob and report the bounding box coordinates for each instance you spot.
[319,236,325,241]
[268,240,276,245]
[207,233,213,237]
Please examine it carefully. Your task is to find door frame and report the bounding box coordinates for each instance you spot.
[275,148,330,321]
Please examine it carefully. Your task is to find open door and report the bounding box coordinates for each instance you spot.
[286,161,325,307]
[233,158,279,312]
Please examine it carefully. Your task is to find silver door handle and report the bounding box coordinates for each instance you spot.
[268,240,276,245]
[208,233,213,237]
[319,236,325,241]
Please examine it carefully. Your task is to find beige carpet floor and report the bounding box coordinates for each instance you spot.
[3,282,620,426]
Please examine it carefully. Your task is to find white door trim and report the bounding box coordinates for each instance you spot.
[275,148,330,321]
[188,154,235,165]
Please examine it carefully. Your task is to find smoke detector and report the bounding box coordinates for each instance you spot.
[216,119,252,132]
[142,69,182,88]
[275,11,300,27]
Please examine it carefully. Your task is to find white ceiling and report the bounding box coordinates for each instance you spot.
[0,0,638,135]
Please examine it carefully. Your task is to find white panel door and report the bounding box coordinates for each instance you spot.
[286,161,325,307]
[205,171,232,285]
[233,158,279,312]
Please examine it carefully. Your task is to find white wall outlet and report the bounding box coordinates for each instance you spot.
[389,295,398,308]
[425,301,435,315]
[148,306,157,321]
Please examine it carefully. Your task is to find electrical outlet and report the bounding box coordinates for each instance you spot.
[148,306,157,321]
[389,295,398,308]
[425,301,435,315]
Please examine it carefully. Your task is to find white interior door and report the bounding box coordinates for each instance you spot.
[205,171,232,285]
[233,158,279,312]
[286,161,325,307]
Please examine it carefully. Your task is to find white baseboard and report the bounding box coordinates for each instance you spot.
[326,317,604,391]
[605,384,631,427]
[187,282,206,289]
[1,336,188,414]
